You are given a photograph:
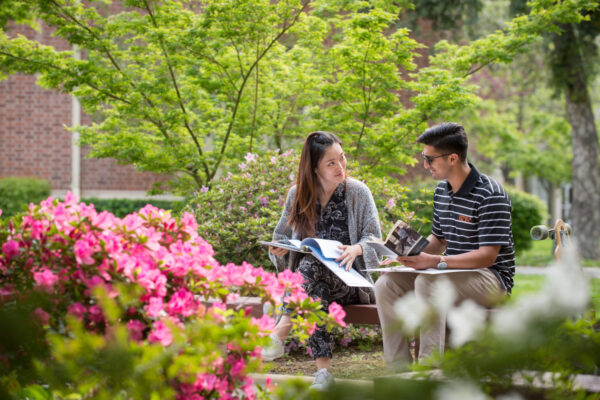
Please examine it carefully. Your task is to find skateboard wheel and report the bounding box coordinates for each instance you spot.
[530,225,549,240]
[565,223,573,235]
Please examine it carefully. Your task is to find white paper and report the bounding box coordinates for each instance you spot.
[363,265,474,275]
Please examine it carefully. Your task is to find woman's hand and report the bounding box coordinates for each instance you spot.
[269,246,289,257]
[336,244,363,271]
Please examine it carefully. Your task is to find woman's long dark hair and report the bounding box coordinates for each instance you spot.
[288,131,343,238]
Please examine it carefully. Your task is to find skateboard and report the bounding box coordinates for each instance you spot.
[530,219,572,260]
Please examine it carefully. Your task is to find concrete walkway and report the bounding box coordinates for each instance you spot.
[517,265,600,278]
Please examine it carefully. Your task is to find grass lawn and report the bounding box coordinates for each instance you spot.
[512,274,600,312]
[516,239,600,267]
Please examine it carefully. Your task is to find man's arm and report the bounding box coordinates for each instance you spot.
[423,234,446,255]
[397,245,500,270]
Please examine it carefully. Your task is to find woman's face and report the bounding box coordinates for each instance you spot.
[315,143,346,188]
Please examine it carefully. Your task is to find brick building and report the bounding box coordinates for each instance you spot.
[0,19,170,201]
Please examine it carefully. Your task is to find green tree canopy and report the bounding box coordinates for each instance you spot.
[0,0,596,195]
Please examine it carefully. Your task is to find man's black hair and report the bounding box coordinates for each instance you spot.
[417,122,468,161]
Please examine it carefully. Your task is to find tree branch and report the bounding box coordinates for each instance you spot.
[210,0,311,180]
[143,0,210,181]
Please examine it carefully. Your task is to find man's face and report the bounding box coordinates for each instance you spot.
[421,145,452,180]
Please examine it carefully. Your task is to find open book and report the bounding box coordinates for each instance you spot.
[260,238,373,288]
[367,220,429,258]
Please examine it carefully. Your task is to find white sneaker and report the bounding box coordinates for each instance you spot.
[261,333,285,361]
[309,368,334,391]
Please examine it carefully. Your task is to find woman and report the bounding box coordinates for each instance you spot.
[265,131,382,390]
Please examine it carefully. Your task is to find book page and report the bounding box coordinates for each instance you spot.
[258,240,308,253]
[300,238,343,259]
[366,240,398,258]
[383,220,429,256]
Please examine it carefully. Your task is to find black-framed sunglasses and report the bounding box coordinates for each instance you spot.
[421,152,453,164]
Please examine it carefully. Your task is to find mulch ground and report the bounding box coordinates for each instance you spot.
[264,344,387,380]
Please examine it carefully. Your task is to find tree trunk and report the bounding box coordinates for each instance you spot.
[565,75,600,260]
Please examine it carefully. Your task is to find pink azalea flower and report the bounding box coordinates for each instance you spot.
[282,149,293,157]
[127,319,146,341]
[385,198,396,209]
[259,197,268,207]
[167,288,197,317]
[328,303,347,328]
[68,302,87,320]
[239,162,247,170]
[33,268,59,292]
[270,156,278,164]
[146,297,164,318]
[251,315,276,334]
[0,285,14,298]
[64,191,78,205]
[33,307,50,325]
[2,240,19,259]
[245,153,256,163]
[88,305,104,324]
[93,210,115,230]
[74,237,96,265]
[201,186,209,193]
[229,359,246,377]
[148,320,173,346]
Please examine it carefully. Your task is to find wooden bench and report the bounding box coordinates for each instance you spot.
[203,296,496,359]
[201,296,380,324]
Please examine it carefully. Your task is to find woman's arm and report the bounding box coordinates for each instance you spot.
[269,186,296,261]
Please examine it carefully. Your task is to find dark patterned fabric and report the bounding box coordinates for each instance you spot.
[300,182,361,359]
[298,255,360,359]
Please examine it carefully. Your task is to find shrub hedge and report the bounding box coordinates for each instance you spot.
[506,186,548,252]
[82,198,182,218]
[0,177,51,217]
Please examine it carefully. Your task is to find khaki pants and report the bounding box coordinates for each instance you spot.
[374,269,505,365]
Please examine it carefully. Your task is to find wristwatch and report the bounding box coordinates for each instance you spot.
[437,255,447,270]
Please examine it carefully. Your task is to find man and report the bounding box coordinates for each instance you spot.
[374,122,515,367]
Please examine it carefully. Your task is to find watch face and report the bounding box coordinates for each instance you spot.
[437,262,447,270]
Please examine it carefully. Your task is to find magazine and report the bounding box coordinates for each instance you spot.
[367,220,429,258]
[260,238,373,288]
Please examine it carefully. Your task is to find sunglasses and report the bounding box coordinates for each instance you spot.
[421,152,453,164]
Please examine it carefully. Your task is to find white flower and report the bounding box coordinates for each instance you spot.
[430,276,457,316]
[435,380,488,400]
[447,300,486,347]
[393,292,429,333]
[544,246,588,314]
[492,245,589,338]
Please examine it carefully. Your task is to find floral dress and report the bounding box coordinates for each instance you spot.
[296,181,361,359]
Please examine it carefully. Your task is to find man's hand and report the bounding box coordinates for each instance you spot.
[396,252,439,270]
[336,244,363,271]
[269,246,289,257]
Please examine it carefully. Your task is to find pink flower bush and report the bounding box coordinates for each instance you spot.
[0,194,341,399]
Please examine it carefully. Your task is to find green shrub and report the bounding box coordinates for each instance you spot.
[0,177,51,217]
[187,150,298,270]
[506,187,547,253]
[82,198,182,218]
[187,151,431,271]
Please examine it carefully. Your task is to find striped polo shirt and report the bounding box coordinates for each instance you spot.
[431,163,515,292]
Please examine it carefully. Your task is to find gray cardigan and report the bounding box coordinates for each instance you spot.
[269,178,382,304]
